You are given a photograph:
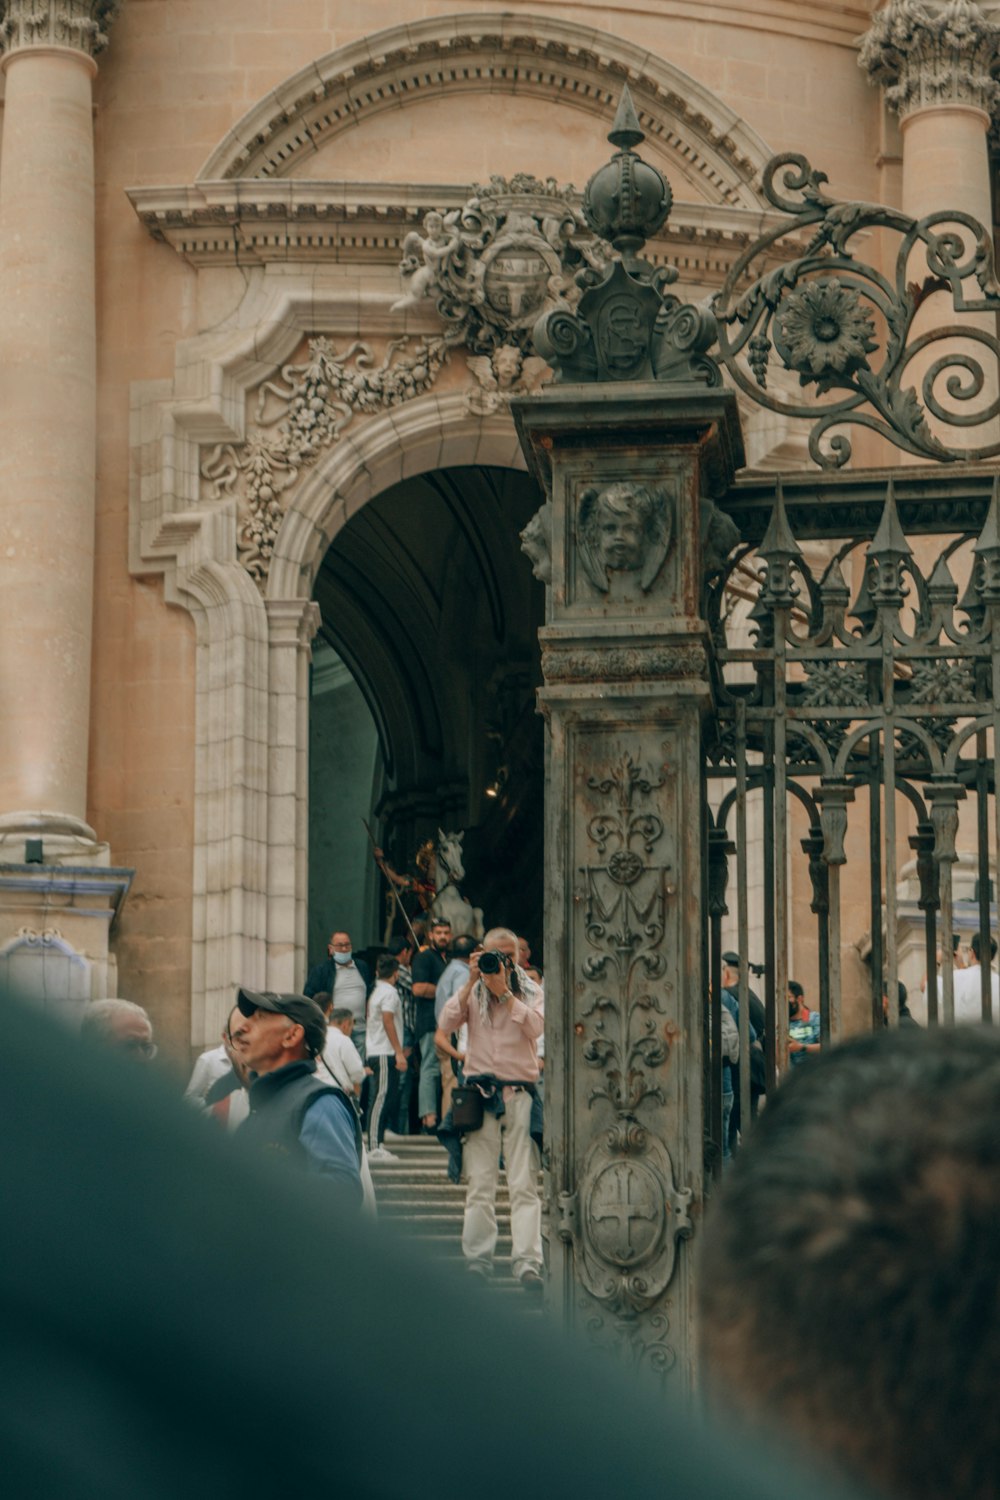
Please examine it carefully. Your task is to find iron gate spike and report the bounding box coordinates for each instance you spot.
[973,472,1000,604]
[757,477,803,610]
[868,475,912,607]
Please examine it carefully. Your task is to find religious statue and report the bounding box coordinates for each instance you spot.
[371,829,483,941]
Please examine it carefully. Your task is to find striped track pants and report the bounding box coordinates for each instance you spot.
[365,1054,399,1151]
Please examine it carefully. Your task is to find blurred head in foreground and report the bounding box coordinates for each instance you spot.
[80,998,156,1061]
[2,987,867,1500]
[700,1027,1000,1500]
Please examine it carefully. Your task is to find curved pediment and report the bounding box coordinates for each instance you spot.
[197,11,772,209]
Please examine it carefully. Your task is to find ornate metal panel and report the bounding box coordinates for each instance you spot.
[704,474,1000,1172]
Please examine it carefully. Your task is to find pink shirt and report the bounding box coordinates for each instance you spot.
[439,976,544,1082]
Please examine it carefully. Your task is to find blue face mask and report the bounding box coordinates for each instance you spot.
[333,950,352,965]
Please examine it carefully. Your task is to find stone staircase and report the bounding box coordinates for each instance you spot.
[369,1136,543,1304]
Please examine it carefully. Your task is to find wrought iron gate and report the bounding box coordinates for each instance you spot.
[703,469,1000,1174]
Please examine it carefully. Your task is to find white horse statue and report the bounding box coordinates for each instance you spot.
[430,829,484,940]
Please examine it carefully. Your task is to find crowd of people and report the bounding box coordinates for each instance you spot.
[164,915,547,1288]
[48,921,1000,1499]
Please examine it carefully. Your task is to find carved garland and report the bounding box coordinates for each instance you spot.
[200,334,450,584]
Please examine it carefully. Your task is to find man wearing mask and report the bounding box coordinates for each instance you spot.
[304,930,373,1062]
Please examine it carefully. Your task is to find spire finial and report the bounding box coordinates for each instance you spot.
[608,83,645,152]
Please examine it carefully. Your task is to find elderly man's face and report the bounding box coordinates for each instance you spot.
[238,1007,301,1075]
[597,498,644,571]
[107,1009,156,1061]
[491,932,519,964]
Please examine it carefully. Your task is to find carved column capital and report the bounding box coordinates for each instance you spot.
[859,0,1000,118]
[0,1,122,61]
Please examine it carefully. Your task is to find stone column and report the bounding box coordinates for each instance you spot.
[0,4,129,1008]
[860,0,1000,225]
[513,90,744,1391]
[265,599,321,995]
[860,1,1000,433]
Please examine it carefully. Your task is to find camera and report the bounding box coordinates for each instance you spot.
[478,949,512,976]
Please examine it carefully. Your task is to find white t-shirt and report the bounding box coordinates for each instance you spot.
[320,1027,366,1093]
[951,964,1000,1024]
[184,1043,231,1102]
[366,980,402,1057]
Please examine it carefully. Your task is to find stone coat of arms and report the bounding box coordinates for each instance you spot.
[393,174,606,355]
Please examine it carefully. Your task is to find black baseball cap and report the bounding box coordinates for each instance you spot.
[236,988,327,1058]
[721,951,742,967]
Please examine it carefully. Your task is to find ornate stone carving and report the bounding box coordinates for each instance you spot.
[859,0,1000,118]
[201,335,449,585]
[579,752,669,1112]
[540,643,706,682]
[393,176,603,355]
[577,1123,692,1318]
[520,500,552,586]
[699,497,740,583]
[465,344,550,416]
[0,1,120,56]
[565,751,692,1341]
[577,482,672,593]
[534,88,722,388]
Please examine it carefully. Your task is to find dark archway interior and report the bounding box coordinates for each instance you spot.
[310,464,546,958]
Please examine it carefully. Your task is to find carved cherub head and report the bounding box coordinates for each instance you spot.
[578,483,668,592]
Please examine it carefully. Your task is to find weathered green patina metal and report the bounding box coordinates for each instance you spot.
[533,86,719,388]
[713,152,1000,467]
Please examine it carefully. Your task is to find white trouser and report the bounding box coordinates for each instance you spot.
[461,1089,541,1278]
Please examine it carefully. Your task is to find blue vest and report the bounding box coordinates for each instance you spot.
[241,1059,362,1166]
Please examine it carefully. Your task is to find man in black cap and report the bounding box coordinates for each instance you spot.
[234,987,363,1205]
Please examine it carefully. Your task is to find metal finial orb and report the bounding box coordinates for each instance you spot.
[582,85,672,253]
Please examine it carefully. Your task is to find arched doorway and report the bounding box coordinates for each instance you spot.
[308,465,545,967]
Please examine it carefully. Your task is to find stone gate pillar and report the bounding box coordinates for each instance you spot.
[512,91,743,1391]
[0,4,130,1006]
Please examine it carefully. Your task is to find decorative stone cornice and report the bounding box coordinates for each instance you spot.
[126,180,789,289]
[0,1,121,58]
[859,0,1000,118]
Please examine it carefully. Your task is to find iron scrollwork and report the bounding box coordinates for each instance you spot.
[714,152,1000,468]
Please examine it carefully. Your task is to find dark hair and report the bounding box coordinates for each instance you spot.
[329,1007,354,1025]
[312,991,333,1015]
[376,955,399,980]
[430,918,452,931]
[881,980,907,1008]
[971,931,998,962]
[700,1028,1000,1500]
[389,932,413,955]
[787,979,804,1000]
[452,934,478,960]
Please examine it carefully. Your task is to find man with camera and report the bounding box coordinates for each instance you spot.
[438,926,544,1290]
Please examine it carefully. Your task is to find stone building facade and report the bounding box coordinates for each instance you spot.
[0,0,996,1057]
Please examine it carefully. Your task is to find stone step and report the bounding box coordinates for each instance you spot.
[366,1141,546,1310]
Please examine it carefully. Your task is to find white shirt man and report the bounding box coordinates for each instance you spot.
[951,933,1000,1023]
[321,1008,366,1096]
[365,957,408,1161]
